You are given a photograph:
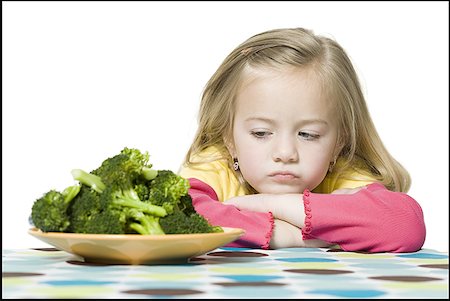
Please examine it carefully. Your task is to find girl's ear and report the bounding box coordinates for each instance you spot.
[333,137,345,160]
[223,136,237,158]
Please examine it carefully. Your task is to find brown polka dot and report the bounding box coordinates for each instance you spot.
[214,282,286,287]
[207,251,268,257]
[326,249,370,254]
[122,289,203,296]
[31,247,60,251]
[326,249,344,252]
[188,257,206,262]
[419,264,448,269]
[3,272,44,277]
[284,269,354,275]
[369,276,443,282]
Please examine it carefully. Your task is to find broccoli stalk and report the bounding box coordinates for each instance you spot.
[127,209,165,235]
[71,169,105,193]
[142,167,158,181]
[110,188,167,217]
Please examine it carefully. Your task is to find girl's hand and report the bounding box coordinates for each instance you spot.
[225,194,305,228]
[270,219,337,249]
[331,186,365,194]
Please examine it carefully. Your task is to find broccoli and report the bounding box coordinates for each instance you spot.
[30,147,223,235]
[68,168,167,234]
[91,147,157,186]
[79,209,127,234]
[147,170,190,213]
[31,185,80,232]
[71,169,105,193]
[159,205,223,234]
[67,185,109,233]
[68,148,166,234]
[127,208,165,235]
[147,171,223,234]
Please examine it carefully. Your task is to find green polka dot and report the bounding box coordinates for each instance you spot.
[29,286,115,298]
[381,282,447,290]
[279,262,347,269]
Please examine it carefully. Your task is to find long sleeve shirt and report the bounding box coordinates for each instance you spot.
[179,146,426,253]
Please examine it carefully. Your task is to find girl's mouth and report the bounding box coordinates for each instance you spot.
[269,172,299,183]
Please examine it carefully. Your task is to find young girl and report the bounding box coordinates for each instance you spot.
[179,27,426,253]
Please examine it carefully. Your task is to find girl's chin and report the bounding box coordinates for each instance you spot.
[256,185,305,195]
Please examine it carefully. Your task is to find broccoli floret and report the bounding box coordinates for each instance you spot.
[146,170,221,234]
[80,209,128,234]
[148,170,190,212]
[31,185,80,232]
[160,210,223,234]
[91,147,157,186]
[134,182,150,202]
[68,185,105,233]
[178,194,196,216]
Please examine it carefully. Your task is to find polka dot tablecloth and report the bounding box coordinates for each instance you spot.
[3,247,448,298]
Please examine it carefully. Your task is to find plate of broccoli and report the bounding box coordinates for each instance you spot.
[28,147,244,264]
[28,227,244,264]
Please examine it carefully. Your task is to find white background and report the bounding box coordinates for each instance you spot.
[3,2,449,252]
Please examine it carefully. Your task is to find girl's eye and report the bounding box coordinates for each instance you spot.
[298,131,320,140]
[251,131,271,139]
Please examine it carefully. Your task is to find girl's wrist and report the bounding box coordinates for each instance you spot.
[271,193,305,229]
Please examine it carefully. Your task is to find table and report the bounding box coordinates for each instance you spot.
[3,247,448,299]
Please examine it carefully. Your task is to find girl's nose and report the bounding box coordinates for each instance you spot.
[272,136,299,163]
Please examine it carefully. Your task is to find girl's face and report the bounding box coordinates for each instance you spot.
[230,67,339,194]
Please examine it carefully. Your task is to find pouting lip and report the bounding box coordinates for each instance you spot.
[269,171,300,178]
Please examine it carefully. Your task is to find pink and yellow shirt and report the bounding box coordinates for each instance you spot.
[179,146,426,252]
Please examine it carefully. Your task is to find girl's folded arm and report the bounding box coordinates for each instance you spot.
[187,178,274,249]
[303,182,426,252]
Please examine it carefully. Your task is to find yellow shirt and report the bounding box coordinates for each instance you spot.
[179,146,377,202]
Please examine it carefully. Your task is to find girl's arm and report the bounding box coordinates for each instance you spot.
[226,193,307,229]
[188,178,333,249]
[270,219,336,249]
[227,183,426,253]
[187,178,274,249]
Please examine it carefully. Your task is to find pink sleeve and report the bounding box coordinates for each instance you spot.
[187,178,274,249]
[302,182,426,253]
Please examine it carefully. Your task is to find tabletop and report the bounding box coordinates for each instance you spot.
[2,247,448,299]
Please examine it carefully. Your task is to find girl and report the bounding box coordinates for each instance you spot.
[179,27,426,252]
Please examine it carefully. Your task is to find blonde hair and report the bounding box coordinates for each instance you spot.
[184,27,411,192]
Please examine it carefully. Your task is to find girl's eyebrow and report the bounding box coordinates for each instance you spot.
[245,117,329,126]
[244,117,275,124]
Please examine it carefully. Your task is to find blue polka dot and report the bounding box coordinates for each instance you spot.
[277,247,327,252]
[306,289,386,298]
[216,274,284,282]
[123,281,203,288]
[218,247,253,251]
[397,253,448,259]
[215,287,297,298]
[349,262,413,269]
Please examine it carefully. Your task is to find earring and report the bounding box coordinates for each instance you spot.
[233,158,239,171]
[328,158,337,173]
